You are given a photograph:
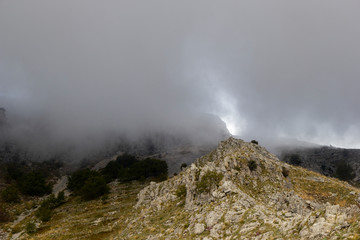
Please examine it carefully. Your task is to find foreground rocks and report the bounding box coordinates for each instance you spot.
[132,137,360,239]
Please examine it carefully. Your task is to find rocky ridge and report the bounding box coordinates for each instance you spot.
[131,137,360,240]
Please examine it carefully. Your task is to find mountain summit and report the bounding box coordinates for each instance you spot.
[133,137,360,239]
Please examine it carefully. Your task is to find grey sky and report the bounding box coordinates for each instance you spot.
[1,0,360,149]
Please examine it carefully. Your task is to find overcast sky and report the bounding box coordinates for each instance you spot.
[1,0,360,149]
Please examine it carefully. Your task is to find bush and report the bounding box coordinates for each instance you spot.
[102,161,123,182]
[36,191,66,222]
[6,163,25,181]
[282,167,289,178]
[116,153,138,168]
[0,204,10,222]
[40,192,65,210]
[289,154,302,166]
[248,160,257,171]
[68,169,109,200]
[1,185,20,203]
[196,171,223,193]
[180,163,187,170]
[335,162,355,181]
[176,184,187,199]
[25,222,36,234]
[17,171,51,196]
[36,205,52,222]
[251,140,258,145]
[80,175,109,200]
[128,158,168,181]
[67,169,99,194]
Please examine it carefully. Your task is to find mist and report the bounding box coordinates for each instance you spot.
[1,1,360,162]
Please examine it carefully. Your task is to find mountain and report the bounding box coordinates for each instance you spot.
[2,137,360,239]
[134,137,360,239]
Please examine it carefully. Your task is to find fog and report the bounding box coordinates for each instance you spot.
[1,0,360,161]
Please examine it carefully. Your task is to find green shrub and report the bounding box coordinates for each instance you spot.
[67,169,99,194]
[1,185,20,203]
[6,163,26,181]
[116,153,138,168]
[282,167,289,178]
[102,161,123,182]
[25,222,36,234]
[0,204,10,222]
[180,163,187,170]
[248,160,257,171]
[289,154,302,166]
[35,191,66,222]
[80,175,109,200]
[36,205,52,222]
[128,158,168,181]
[40,192,65,210]
[176,184,187,199]
[251,140,258,145]
[335,162,355,181]
[17,171,51,196]
[196,171,223,193]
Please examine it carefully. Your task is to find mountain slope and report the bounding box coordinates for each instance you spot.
[3,137,360,240]
[132,137,360,239]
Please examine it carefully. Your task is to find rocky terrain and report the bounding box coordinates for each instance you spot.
[132,137,360,239]
[1,137,360,239]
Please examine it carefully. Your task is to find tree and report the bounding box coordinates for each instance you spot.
[17,171,51,196]
[335,162,355,181]
[80,175,109,200]
[251,140,258,145]
[180,163,187,170]
[1,185,20,203]
[248,160,257,171]
[67,169,98,194]
[68,169,109,200]
[116,153,138,168]
[289,154,302,166]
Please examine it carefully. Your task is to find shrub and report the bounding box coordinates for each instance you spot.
[0,204,10,222]
[335,162,355,181]
[251,140,258,145]
[80,175,109,200]
[36,205,52,222]
[289,154,302,166]
[40,192,65,210]
[180,163,187,170]
[248,160,257,171]
[102,161,123,182]
[116,153,138,168]
[6,163,25,181]
[128,158,168,181]
[282,167,289,178]
[17,171,51,196]
[1,185,20,203]
[176,184,187,199]
[67,169,99,194]
[25,222,36,234]
[36,191,66,222]
[196,171,223,193]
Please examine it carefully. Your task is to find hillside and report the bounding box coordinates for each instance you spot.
[279,146,360,185]
[1,137,360,239]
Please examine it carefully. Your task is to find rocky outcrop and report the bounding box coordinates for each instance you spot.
[132,137,360,239]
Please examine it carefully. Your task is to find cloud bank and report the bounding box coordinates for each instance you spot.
[1,0,360,155]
